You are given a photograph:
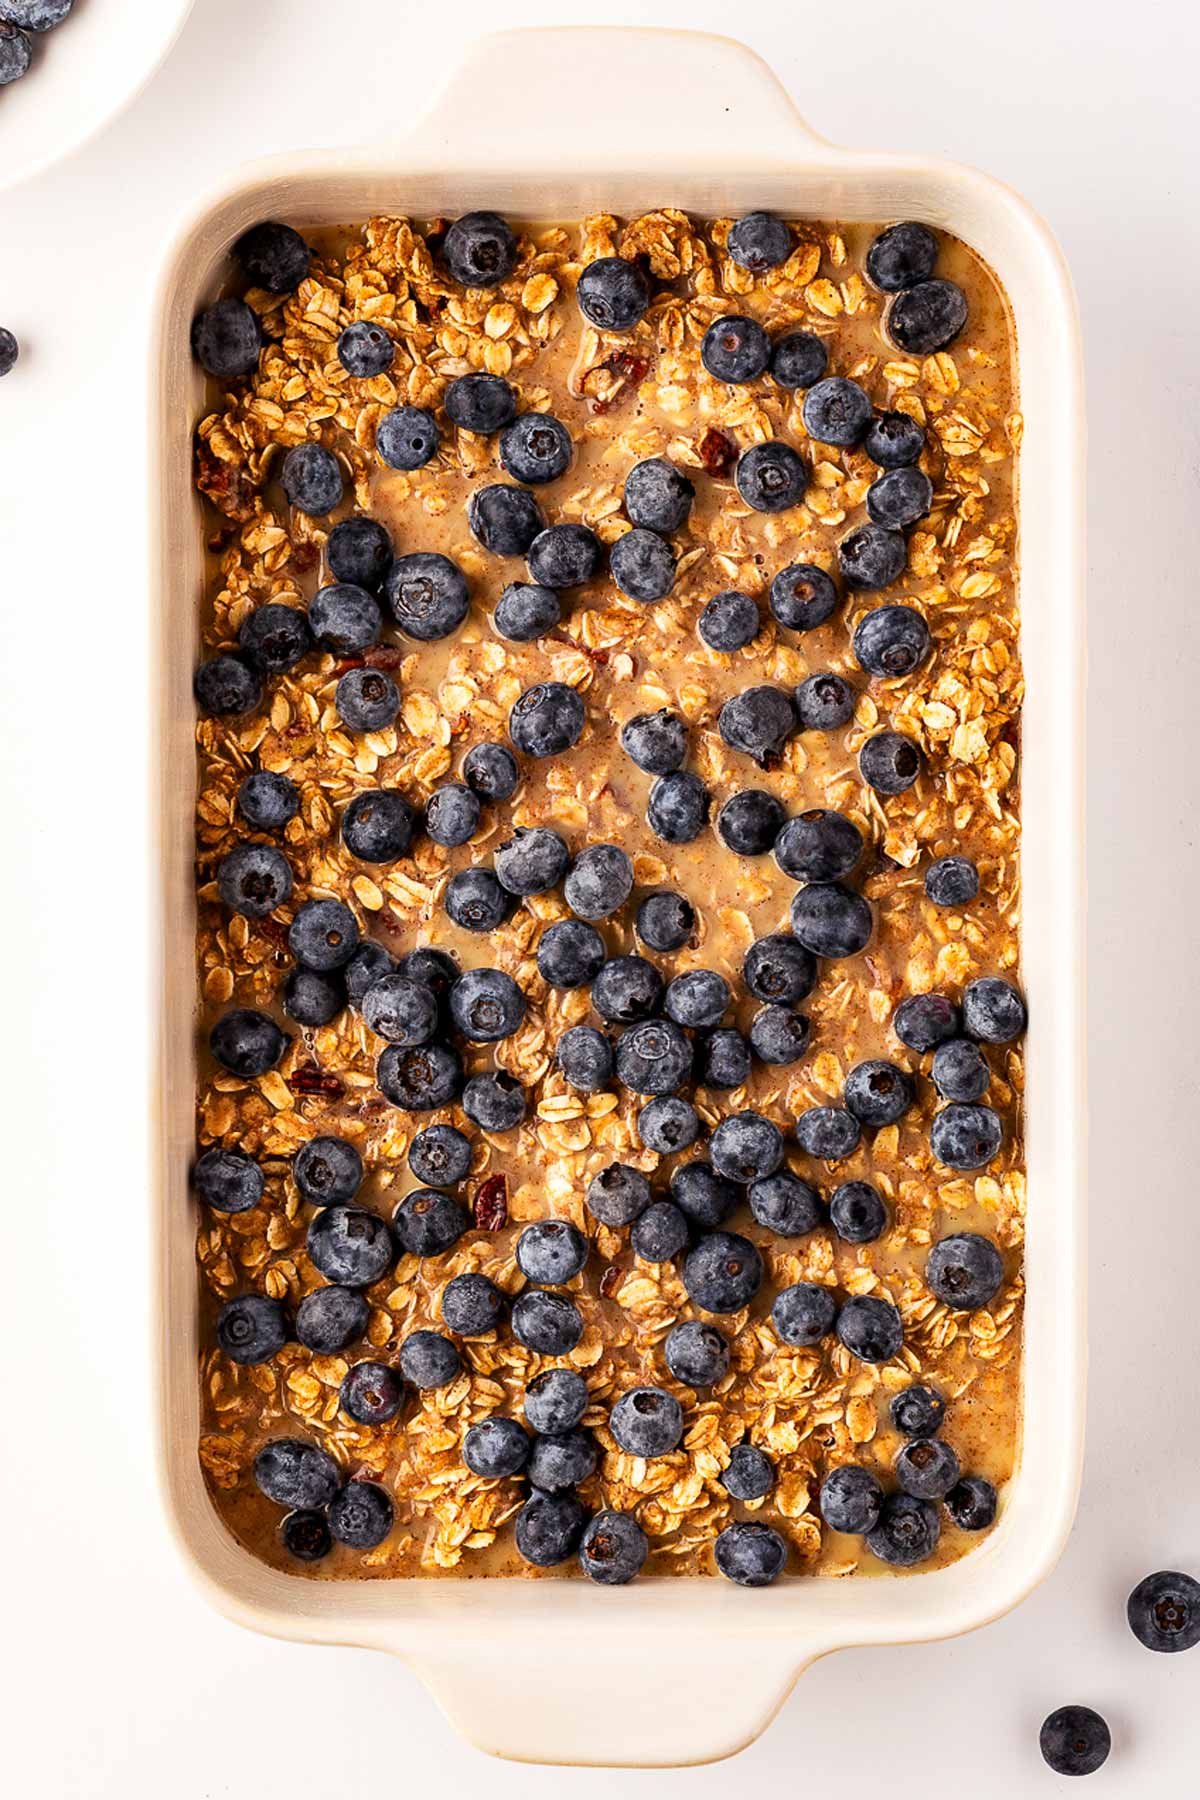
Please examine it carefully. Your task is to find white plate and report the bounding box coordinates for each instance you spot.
[0,0,194,190]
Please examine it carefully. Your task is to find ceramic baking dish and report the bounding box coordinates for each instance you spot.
[151,27,1086,1768]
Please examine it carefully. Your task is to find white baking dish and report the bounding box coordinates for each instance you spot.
[151,27,1086,1768]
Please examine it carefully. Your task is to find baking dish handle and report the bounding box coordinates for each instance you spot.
[400,27,829,166]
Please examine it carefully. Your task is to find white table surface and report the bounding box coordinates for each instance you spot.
[3,0,1197,1793]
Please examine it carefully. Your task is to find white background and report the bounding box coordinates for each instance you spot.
[2,0,1197,1794]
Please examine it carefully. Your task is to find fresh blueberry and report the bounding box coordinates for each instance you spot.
[237,770,299,831]
[337,321,394,378]
[1126,1570,1200,1654]
[837,1295,904,1362]
[398,947,458,992]
[925,855,979,908]
[443,212,517,288]
[526,522,603,588]
[0,325,17,373]
[714,1521,787,1587]
[295,1286,369,1353]
[772,1282,837,1345]
[340,1360,404,1425]
[748,1005,811,1066]
[718,685,797,765]
[307,1206,393,1287]
[524,1368,589,1434]
[576,257,650,332]
[517,1219,588,1285]
[839,525,907,591]
[564,843,632,919]
[701,314,770,384]
[239,602,313,673]
[308,582,382,654]
[329,1480,394,1549]
[398,1329,461,1389]
[467,483,545,556]
[864,410,926,469]
[191,298,262,378]
[932,1038,989,1102]
[528,1428,597,1494]
[614,1019,694,1094]
[735,440,807,512]
[444,373,516,434]
[341,790,416,862]
[611,527,676,603]
[281,443,343,515]
[891,1386,946,1437]
[216,1294,289,1364]
[795,1102,863,1159]
[664,969,730,1030]
[893,991,960,1052]
[887,280,968,355]
[283,966,345,1027]
[376,1041,464,1111]
[624,458,694,533]
[232,219,310,292]
[294,1134,363,1206]
[636,891,695,952]
[444,866,513,933]
[865,221,938,292]
[500,412,573,484]
[790,882,873,958]
[446,969,526,1048]
[510,1289,583,1356]
[896,1437,960,1499]
[795,672,856,731]
[727,211,791,271]
[336,667,400,733]
[463,1416,530,1478]
[557,1025,614,1093]
[946,1476,998,1531]
[579,1511,648,1585]
[610,1387,683,1458]
[253,1437,340,1510]
[209,1009,287,1077]
[819,1465,883,1534]
[802,377,872,447]
[770,330,828,390]
[385,552,469,640]
[280,1510,332,1562]
[696,1027,751,1091]
[194,654,263,717]
[926,1231,1004,1309]
[193,1146,265,1214]
[748,1171,822,1237]
[495,826,570,896]
[638,1095,701,1155]
[585,1163,651,1227]
[716,790,786,856]
[670,1160,739,1228]
[930,1103,1004,1170]
[537,919,606,990]
[721,1444,775,1501]
[361,974,438,1046]
[494,581,560,642]
[962,977,1027,1043]
[682,1230,763,1313]
[867,466,934,529]
[844,1059,914,1126]
[665,1320,730,1387]
[769,561,838,632]
[289,898,359,970]
[217,842,293,918]
[509,681,586,757]
[424,782,481,847]
[710,1113,784,1185]
[743,934,817,1005]
[1039,1707,1111,1778]
[621,709,687,774]
[441,1269,506,1336]
[625,1198,685,1263]
[593,955,665,1024]
[464,741,520,801]
[345,945,396,1009]
[515,1491,586,1566]
[699,589,760,651]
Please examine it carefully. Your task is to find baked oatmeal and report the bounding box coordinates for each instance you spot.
[190,207,1025,1584]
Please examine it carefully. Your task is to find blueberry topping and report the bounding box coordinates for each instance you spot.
[526,522,603,588]
[194,654,263,717]
[895,1436,960,1499]
[790,881,873,958]
[191,298,262,378]
[209,1008,287,1077]
[579,1511,648,1585]
[340,1360,404,1425]
[442,212,518,288]
[423,782,481,847]
[494,581,561,641]
[714,1521,787,1586]
[614,1019,694,1095]
[709,1113,783,1185]
[769,561,839,632]
[515,1491,586,1566]
[696,1027,752,1091]
[527,1428,598,1493]
[718,685,797,765]
[517,1219,589,1286]
[193,1146,265,1214]
[829,1180,887,1242]
[494,826,570,895]
[890,1384,945,1437]
[280,1510,332,1562]
[635,890,695,952]
[337,320,394,378]
[610,1386,683,1457]
[682,1230,763,1313]
[329,1480,394,1549]
[637,1095,701,1155]
[770,330,828,390]
[699,590,760,651]
[576,257,650,332]
[295,1286,369,1353]
[557,1025,615,1093]
[925,855,979,908]
[721,1444,775,1500]
[926,1231,1004,1309]
[500,411,573,484]
[727,211,791,272]
[307,1206,393,1287]
[930,1103,1004,1170]
[398,946,458,993]
[336,667,400,733]
[664,969,730,1030]
[611,527,677,603]
[624,458,694,533]
[772,1282,836,1345]
[735,440,807,512]
[864,409,926,468]
[467,484,545,556]
[376,1041,464,1111]
[931,1038,990,1102]
[748,1171,822,1237]
[284,970,347,1032]
[384,552,469,640]
[716,789,786,856]
[819,1464,883,1534]
[585,1162,651,1227]
[281,443,343,515]
[325,516,392,591]
[866,1492,940,1566]
[893,991,960,1053]
[887,279,968,355]
[289,898,359,971]
[524,1368,589,1434]
[621,709,687,774]
[341,790,416,862]
[839,525,908,592]
[1127,1570,1200,1653]
[216,1294,289,1364]
[236,770,299,830]
[444,373,516,434]
[463,1417,530,1478]
[796,672,857,732]
[233,220,310,292]
[743,934,817,1005]
[844,1059,914,1127]
[537,919,606,990]
[865,222,938,293]
[239,602,313,673]
[670,1159,739,1228]
[294,1133,363,1206]
[867,466,934,529]
[593,954,665,1024]
[509,681,586,757]
[701,314,770,384]
[510,1289,583,1356]
[361,973,438,1045]
[463,741,520,801]
[962,977,1027,1043]
[748,1005,811,1066]
[217,842,293,918]
[443,866,514,933]
[648,770,710,842]
[398,1329,461,1389]
[254,1438,340,1510]
[1039,1707,1111,1778]
[344,943,397,1009]
[802,377,872,447]
[563,842,632,919]
[308,583,382,655]
[441,1272,506,1337]
[945,1476,998,1532]
[837,1294,903,1362]
[664,1320,730,1387]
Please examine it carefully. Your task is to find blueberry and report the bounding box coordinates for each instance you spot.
[749,1005,811,1066]
[528,1428,597,1493]
[946,1476,998,1532]
[280,1510,332,1562]
[930,1103,1004,1170]
[376,1041,464,1110]
[510,1289,583,1356]
[932,1038,989,1103]
[209,1008,287,1077]
[464,741,520,801]
[891,1387,946,1437]
[1127,1570,1200,1654]
[925,855,979,909]
[193,1146,265,1214]
[795,1105,861,1164]
[345,944,396,1008]
[9,2,64,35]
[341,790,416,862]
[216,1294,289,1364]
[526,522,603,588]
[295,1285,369,1353]
[443,212,517,287]
[254,1437,340,1510]
[593,955,665,1024]
[776,811,863,884]
[837,1294,903,1362]
[795,672,856,732]
[867,466,934,529]
[664,969,730,1030]
[887,280,968,355]
[624,458,694,533]
[385,552,469,640]
[819,1464,884,1534]
[336,667,400,733]
[424,782,481,847]
[699,590,760,652]
[448,967,526,1043]
[727,211,791,271]
[576,257,650,332]
[517,1219,588,1285]
[743,934,817,1005]
[500,412,573,484]
[772,1282,836,1345]
[620,709,687,774]
[283,966,345,1027]
[232,219,309,291]
[329,1479,394,1549]
[790,882,873,958]
[610,1386,683,1457]
[585,1162,651,1227]
[864,410,926,469]
[557,1025,614,1093]
[893,992,960,1053]
[398,946,458,990]
[308,583,382,654]
[735,441,807,512]
[866,1493,940,1566]
[337,320,394,378]
[748,1171,822,1237]
[682,1230,763,1313]
[670,1160,739,1228]
[467,483,545,557]
[614,1019,694,1094]
[926,1231,1004,1309]
[844,1059,914,1127]
[963,977,1027,1043]
[289,898,359,971]
[711,1113,784,1184]
[463,1416,530,1478]
[721,1444,775,1501]
[444,372,516,434]
[696,1027,751,1091]
[865,222,938,292]
[294,1134,363,1205]
[895,1437,960,1500]
[524,1368,589,1434]
[494,582,560,641]
[1039,1708,1111,1778]
[0,326,17,374]
[281,443,343,515]
[714,1522,787,1587]
[803,377,872,447]
[340,1359,404,1424]
[536,920,606,990]
[716,789,786,856]
[191,298,262,378]
[361,974,438,1046]
[307,1206,393,1287]
[441,1272,506,1336]
[444,867,513,933]
[665,1320,730,1387]
[718,685,797,765]
[564,843,632,919]
[636,891,695,952]
[515,1490,585,1566]
[509,681,586,757]
[839,525,907,592]
[495,826,570,896]
[701,314,770,384]
[237,770,299,830]
[239,602,313,673]
[770,330,829,390]
[217,843,293,918]
[398,1329,461,1389]
[194,653,263,717]
[611,528,677,603]
[580,1511,649,1585]
[768,561,839,633]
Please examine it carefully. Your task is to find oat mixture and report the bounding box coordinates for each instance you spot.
[192,208,1024,1581]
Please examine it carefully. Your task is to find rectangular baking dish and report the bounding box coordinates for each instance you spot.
[151,27,1086,1768]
